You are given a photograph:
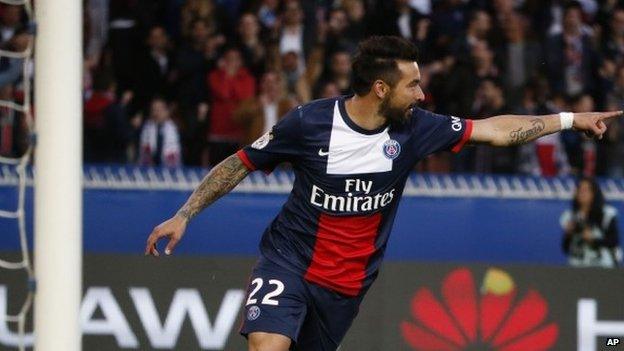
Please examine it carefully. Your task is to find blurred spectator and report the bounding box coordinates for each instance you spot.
[85,0,108,69]
[599,98,624,177]
[324,7,358,55]
[410,0,432,15]
[180,0,230,39]
[66,0,624,171]
[317,80,341,99]
[428,0,468,57]
[454,9,492,57]
[600,70,624,177]
[328,50,352,93]
[280,0,305,56]
[516,82,571,176]
[601,5,624,65]
[174,19,211,112]
[0,29,30,88]
[84,71,134,163]
[443,40,499,116]
[498,14,542,108]
[606,64,624,107]
[134,26,174,112]
[342,0,366,43]
[236,13,267,78]
[560,177,622,268]
[279,0,312,58]
[488,0,520,48]
[312,50,352,99]
[280,50,304,99]
[255,0,280,32]
[0,85,26,158]
[492,0,516,23]
[473,77,509,116]
[234,70,296,145]
[471,79,516,174]
[370,0,424,39]
[0,5,22,43]
[207,46,256,165]
[545,1,600,99]
[179,101,209,166]
[139,97,182,167]
[107,0,141,94]
[542,0,595,37]
[173,18,212,166]
[561,94,596,175]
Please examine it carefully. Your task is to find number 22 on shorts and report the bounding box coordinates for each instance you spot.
[245,278,285,306]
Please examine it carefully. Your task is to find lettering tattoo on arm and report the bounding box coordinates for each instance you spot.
[176,154,250,222]
[508,119,546,145]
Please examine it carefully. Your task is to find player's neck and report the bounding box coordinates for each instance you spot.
[345,95,387,131]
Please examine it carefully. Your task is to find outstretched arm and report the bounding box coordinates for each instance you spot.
[469,111,623,147]
[176,154,250,221]
[145,154,250,256]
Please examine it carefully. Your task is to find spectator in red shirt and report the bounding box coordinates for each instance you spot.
[207,46,256,165]
[84,71,134,163]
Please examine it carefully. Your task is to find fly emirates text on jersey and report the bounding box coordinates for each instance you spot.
[309,178,396,213]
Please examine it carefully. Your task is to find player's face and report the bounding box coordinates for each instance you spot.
[380,61,425,124]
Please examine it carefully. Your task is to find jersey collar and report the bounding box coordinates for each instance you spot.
[338,95,389,135]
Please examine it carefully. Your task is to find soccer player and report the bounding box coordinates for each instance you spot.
[145,36,621,351]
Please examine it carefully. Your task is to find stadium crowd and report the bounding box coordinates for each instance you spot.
[2,0,624,176]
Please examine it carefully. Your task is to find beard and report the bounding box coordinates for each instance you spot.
[378,92,413,126]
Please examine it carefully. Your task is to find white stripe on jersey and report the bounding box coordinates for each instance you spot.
[326,101,393,175]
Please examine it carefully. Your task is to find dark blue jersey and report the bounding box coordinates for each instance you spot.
[237,96,472,296]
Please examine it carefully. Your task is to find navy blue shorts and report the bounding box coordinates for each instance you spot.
[239,258,364,351]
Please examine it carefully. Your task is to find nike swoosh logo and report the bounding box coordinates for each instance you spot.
[318,149,330,156]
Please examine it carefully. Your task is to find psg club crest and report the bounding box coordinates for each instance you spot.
[251,131,273,150]
[247,306,261,321]
[383,139,401,160]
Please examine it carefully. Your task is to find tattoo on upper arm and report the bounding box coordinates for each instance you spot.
[176,154,250,221]
[509,119,545,145]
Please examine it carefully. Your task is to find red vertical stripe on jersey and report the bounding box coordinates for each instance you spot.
[304,212,382,296]
[451,119,473,153]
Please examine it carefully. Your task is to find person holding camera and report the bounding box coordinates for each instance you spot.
[560,177,622,268]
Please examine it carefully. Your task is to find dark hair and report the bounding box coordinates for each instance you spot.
[190,18,209,29]
[219,44,243,57]
[467,9,488,25]
[93,70,115,91]
[564,0,583,14]
[147,25,167,37]
[350,36,419,96]
[572,177,605,226]
[150,95,169,105]
[480,76,504,89]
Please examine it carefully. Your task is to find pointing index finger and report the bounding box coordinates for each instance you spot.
[598,110,624,120]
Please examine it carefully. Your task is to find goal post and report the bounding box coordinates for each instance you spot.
[34,0,83,349]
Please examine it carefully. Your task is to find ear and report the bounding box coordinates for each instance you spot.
[373,80,389,99]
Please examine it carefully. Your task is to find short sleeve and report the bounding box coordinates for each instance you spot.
[412,108,473,156]
[237,106,302,173]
